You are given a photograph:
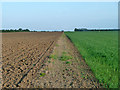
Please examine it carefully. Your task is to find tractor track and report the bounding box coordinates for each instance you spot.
[16,41,54,87]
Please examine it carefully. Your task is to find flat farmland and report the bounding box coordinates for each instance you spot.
[2,32,62,88]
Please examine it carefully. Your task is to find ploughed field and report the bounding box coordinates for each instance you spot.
[2,32,62,88]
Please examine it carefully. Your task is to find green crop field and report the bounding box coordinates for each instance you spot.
[65,31,118,88]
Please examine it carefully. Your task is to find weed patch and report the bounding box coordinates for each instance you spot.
[56,44,59,47]
[48,61,51,63]
[40,73,45,77]
[59,52,72,61]
[49,54,57,60]
[66,61,72,64]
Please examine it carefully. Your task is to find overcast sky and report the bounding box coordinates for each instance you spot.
[2,2,118,31]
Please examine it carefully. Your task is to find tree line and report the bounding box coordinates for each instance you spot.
[74,28,119,31]
[0,28,30,32]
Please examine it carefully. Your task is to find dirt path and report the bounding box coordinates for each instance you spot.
[31,33,103,88]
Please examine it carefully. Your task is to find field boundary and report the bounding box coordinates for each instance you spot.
[30,33,102,88]
[64,33,100,83]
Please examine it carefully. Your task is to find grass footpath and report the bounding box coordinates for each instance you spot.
[65,31,118,88]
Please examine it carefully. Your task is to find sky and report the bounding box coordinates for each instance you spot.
[1,2,118,31]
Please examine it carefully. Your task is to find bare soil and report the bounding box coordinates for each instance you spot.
[31,33,103,88]
[2,32,62,88]
[2,32,103,88]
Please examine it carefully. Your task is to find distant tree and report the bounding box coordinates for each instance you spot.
[14,29,17,32]
[74,28,78,31]
[18,28,22,31]
[10,29,14,32]
[26,29,29,31]
[81,28,87,31]
[23,29,30,32]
